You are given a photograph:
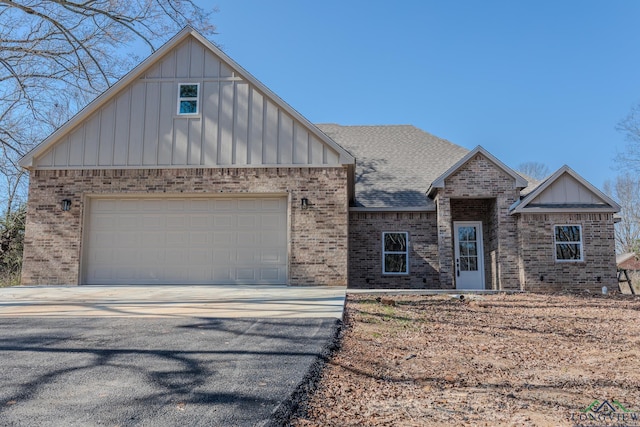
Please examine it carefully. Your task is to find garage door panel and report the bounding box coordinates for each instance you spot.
[213,199,234,210]
[92,215,117,229]
[141,214,163,228]
[117,215,140,229]
[237,199,257,210]
[141,233,164,246]
[213,268,231,281]
[236,250,256,263]
[261,199,282,210]
[166,199,186,211]
[167,232,188,247]
[85,196,287,285]
[189,249,210,264]
[190,215,209,229]
[189,232,208,246]
[189,199,210,211]
[214,215,233,227]
[237,216,256,228]
[119,200,140,212]
[236,268,258,281]
[260,268,281,281]
[166,216,186,228]
[114,248,139,265]
[213,232,233,244]
[237,231,256,245]
[261,252,283,263]
[166,248,187,263]
[119,233,139,248]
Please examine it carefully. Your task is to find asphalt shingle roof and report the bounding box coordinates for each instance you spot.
[316,124,470,208]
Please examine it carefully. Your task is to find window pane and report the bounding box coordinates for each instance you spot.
[460,257,468,271]
[180,84,198,98]
[459,226,476,242]
[556,243,581,260]
[384,233,406,252]
[468,257,478,271]
[179,100,198,114]
[468,242,477,256]
[384,254,407,273]
[555,225,580,242]
[459,242,468,256]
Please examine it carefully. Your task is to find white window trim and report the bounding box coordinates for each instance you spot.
[382,231,409,275]
[177,82,200,115]
[554,224,583,262]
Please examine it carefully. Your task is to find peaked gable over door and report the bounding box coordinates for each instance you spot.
[20,28,353,169]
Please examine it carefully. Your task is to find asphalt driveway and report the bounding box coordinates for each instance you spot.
[0,286,346,426]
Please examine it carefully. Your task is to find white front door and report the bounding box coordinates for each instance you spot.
[454,221,485,290]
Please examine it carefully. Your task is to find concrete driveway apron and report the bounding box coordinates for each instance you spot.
[0,285,346,427]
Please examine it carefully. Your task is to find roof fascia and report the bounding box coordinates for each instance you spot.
[510,165,621,214]
[427,145,527,197]
[20,26,354,169]
[349,206,436,212]
[510,207,618,214]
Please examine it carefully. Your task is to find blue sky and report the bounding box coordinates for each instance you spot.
[202,1,640,189]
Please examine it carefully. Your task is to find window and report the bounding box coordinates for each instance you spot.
[382,232,409,274]
[554,225,583,261]
[177,83,199,115]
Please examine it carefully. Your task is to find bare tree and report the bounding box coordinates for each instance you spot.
[0,1,215,283]
[604,174,640,254]
[616,102,640,173]
[517,161,550,181]
[0,0,215,157]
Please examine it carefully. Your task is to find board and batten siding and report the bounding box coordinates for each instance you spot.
[530,173,607,205]
[35,37,339,169]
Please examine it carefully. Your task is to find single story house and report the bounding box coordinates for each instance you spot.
[18,27,620,292]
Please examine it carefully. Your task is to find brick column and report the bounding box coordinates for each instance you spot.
[436,194,454,289]
[496,194,521,290]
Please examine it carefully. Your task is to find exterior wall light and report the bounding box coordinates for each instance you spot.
[301,197,309,210]
[61,199,72,212]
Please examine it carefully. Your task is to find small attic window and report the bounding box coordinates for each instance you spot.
[177,83,199,115]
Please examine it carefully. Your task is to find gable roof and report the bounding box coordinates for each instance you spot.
[316,124,469,209]
[427,145,528,197]
[19,26,354,169]
[510,165,620,214]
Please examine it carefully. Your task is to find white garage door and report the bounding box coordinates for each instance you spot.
[83,197,288,285]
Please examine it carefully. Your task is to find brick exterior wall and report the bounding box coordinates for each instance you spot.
[518,212,617,292]
[436,154,521,290]
[348,211,440,289]
[22,167,349,286]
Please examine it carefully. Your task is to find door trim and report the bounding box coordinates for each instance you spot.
[453,221,485,290]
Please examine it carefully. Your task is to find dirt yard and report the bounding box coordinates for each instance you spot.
[289,293,640,427]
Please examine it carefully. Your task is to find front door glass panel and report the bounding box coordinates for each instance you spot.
[458,226,479,272]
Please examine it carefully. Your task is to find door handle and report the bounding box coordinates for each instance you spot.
[456,258,460,277]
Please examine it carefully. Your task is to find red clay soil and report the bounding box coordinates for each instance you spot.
[289,293,640,427]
